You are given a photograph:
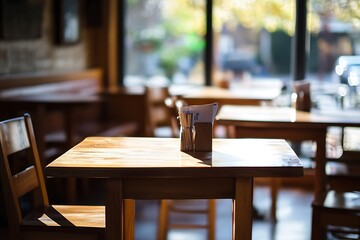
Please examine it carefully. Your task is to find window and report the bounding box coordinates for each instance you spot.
[308,0,360,81]
[125,0,205,87]
[124,0,297,88]
[122,0,360,97]
[213,0,295,88]
[307,0,360,109]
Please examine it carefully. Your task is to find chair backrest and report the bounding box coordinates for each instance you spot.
[327,151,360,192]
[0,113,49,230]
[145,85,172,136]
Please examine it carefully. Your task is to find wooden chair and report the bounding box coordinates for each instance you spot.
[158,199,216,240]
[145,85,173,137]
[0,113,105,240]
[158,97,216,240]
[291,80,360,239]
[261,80,313,222]
[311,143,360,239]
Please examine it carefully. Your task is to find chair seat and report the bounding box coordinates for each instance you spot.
[327,225,360,240]
[0,114,106,240]
[22,205,105,232]
[312,190,360,239]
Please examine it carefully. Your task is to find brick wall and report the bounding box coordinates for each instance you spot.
[0,1,89,75]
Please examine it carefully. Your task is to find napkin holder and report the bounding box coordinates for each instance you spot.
[180,112,194,152]
[194,122,212,151]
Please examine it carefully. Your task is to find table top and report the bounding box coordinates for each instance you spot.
[178,86,281,103]
[46,137,303,179]
[216,105,360,128]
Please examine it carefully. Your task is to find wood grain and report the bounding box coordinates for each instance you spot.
[47,137,303,179]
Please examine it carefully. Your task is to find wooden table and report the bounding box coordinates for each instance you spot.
[176,86,281,106]
[46,137,303,240]
[216,105,360,203]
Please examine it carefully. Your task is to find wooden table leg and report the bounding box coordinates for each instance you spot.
[314,131,327,202]
[270,178,280,222]
[233,177,253,240]
[157,200,169,240]
[106,179,124,240]
[64,108,78,203]
[208,199,216,240]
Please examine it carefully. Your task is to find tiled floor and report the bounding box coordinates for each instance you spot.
[134,185,313,240]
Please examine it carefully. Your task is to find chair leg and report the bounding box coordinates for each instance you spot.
[158,200,169,240]
[158,199,216,240]
[311,206,323,240]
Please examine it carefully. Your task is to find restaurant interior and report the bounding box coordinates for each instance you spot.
[0,0,359,239]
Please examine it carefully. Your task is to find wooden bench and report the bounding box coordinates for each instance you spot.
[0,68,103,97]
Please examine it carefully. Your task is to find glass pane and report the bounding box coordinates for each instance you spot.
[125,0,205,87]
[213,0,295,91]
[308,0,360,109]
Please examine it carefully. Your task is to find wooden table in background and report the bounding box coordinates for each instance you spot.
[0,93,103,161]
[46,137,303,240]
[216,105,360,205]
[0,93,103,203]
[176,85,282,106]
[168,79,283,106]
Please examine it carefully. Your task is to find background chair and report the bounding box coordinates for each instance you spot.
[311,136,360,239]
[158,199,216,240]
[291,80,360,239]
[259,80,313,222]
[145,84,173,137]
[158,97,216,240]
[0,113,105,240]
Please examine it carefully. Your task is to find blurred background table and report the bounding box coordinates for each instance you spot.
[216,105,360,220]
